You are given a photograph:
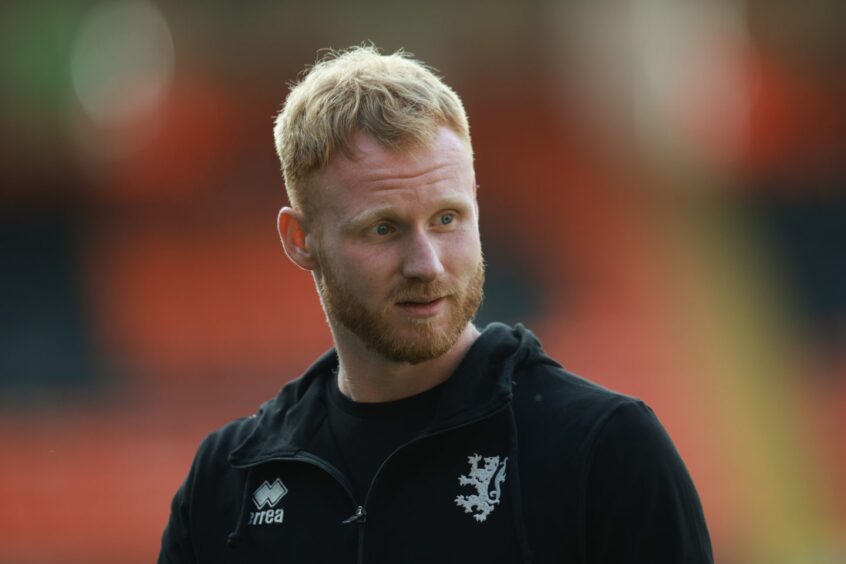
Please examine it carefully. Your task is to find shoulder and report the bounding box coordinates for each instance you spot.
[511,360,640,441]
[511,361,688,477]
[508,360,650,505]
[191,365,324,470]
[511,363,712,561]
[189,400,269,476]
[585,399,694,497]
[582,394,713,562]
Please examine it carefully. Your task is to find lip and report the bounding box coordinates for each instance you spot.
[395,297,446,318]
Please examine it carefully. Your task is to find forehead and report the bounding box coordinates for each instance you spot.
[312,127,476,220]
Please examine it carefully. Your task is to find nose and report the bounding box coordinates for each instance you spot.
[401,229,445,282]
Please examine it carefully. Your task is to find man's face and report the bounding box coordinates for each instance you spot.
[310,126,484,364]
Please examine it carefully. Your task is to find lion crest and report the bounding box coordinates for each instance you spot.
[454,453,508,522]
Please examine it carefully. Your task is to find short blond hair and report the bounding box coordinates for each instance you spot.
[273,45,471,216]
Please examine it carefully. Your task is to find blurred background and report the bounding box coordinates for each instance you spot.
[1,0,844,562]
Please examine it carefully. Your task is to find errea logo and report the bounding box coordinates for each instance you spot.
[253,479,287,509]
[249,479,287,526]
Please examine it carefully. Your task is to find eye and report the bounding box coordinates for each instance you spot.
[439,213,455,225]
[373,222,393,236]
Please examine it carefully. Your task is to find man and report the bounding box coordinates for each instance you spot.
[160,46,713,563]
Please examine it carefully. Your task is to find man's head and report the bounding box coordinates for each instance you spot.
[274,46,483,365]
[273,45,472,220]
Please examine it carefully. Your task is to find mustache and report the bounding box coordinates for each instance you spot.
[391,259,486,303]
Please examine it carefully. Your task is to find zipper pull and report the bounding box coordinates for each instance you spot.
[342,505,367,524]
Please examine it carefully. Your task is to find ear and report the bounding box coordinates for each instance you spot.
[277,207,318,271]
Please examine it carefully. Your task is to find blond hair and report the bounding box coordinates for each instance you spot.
[273,45,471,216]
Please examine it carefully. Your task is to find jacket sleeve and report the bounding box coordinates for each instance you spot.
[584,401,713,563]
[158,460,198,563]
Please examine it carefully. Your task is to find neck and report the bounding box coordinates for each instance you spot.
[332,323,480,403]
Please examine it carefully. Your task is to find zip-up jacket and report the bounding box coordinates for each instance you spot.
[159,323,713,563]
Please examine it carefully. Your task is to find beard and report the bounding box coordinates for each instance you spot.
[317,256,485,365]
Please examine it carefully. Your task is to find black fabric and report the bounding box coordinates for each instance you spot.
[313,372,444,503]
[159,323,713,564]
[584,402,714,562]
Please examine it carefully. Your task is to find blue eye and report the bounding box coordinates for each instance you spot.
[440,213,455,225]
[374,223,392,236]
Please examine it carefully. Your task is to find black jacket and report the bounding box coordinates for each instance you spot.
[160,323,713,563]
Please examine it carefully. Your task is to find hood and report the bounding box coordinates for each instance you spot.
[228,322,554,467]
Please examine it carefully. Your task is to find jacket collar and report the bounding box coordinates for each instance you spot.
[228,322,534,467]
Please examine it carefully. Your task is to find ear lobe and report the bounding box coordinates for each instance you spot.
[277,207,318,271]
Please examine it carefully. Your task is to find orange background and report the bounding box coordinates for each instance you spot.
[1,1,844,562]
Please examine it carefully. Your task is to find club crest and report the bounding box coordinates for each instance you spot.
[454,453,508,522]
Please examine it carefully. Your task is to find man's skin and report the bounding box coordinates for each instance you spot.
[277,126,483,403]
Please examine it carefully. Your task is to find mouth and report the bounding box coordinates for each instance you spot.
[395,296,447,317]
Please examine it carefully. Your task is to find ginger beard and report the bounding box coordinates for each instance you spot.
[316,253,485,365]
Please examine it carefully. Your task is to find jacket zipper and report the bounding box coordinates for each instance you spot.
[295,453,367,564]
[357,402,509,564]
[342,505,367,564]
[233,452,368,562]
[235,401,511,564]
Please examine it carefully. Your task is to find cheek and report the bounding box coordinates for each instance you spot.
[444,232,482,271]
[337,247,396,292]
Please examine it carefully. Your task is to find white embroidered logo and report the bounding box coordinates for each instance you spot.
[454,454,508,522]
[249,478,288,526]
[253,478,288,509]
